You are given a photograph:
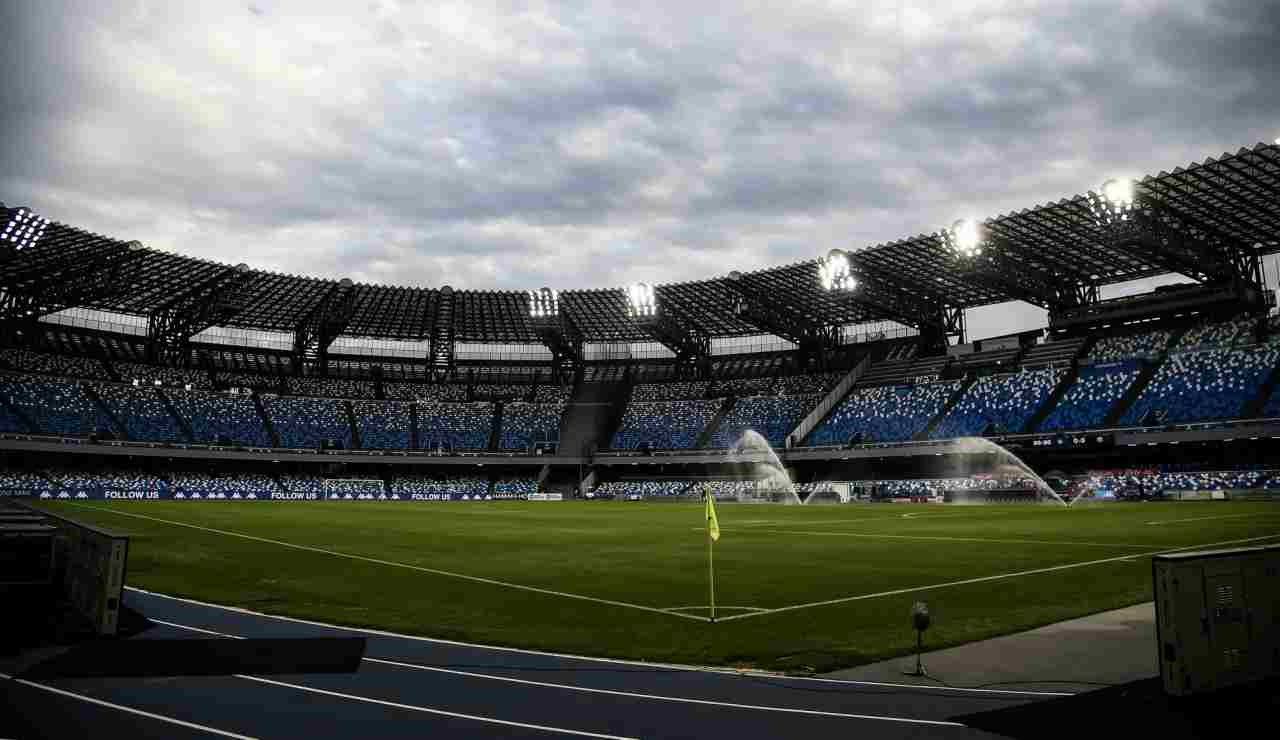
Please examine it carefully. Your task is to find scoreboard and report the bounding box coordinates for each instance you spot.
[1012,433,1115,451]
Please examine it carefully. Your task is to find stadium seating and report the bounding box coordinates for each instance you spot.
[709,394,819,447]
[493,478,537,498]
[773,372,842,396]
[1088,328,1171,362]
[417,401,494,451]
[51,470,168,497]
[115,361,212,390]
[611,399,721,449]
[0,375,102,436]
[930,368,1061,438]
[280,474,324,494]
[807,381,961,445]
[264,396,353,449]
[629,381,709,402]
[0,471,56,496]
[322,478,387,498]
[389,475,486,499]
[385,382,467,402]
[167,389,271,447]
[1077,467,1280,497]
[94,384,186,442]
[350,400,412,449]
[708,377,773,398]
[472,383,526,400]
[286,376,376,399]
[1175,315,1257,350]
[499,401,563,450]
[1119,346,1280,425]
[594,480,690,498]
[1038,362,1140,432]
[0,349,112,380]
[215,371,281,391]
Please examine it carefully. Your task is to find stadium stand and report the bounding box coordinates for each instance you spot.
[417,401,493,451]
[0,349,112,380]
[114,361,212,389]
[1088,327,1172,362]
[493,477,537,498]
[499,401,563,450]
[384,382,467,402]
[611,399,722,450]
[94,384,186,442]
[0,471,56,496]
[708,376,773,398]
[806,380,961,445]
[709,394,820,447]
[0,374,102,436]
[390,475,487,499]
[773,372,842,396]
[286,376,376,399]
[1175,315,1257,350]
[930,368,1061,438]
[1038,362,1140,432]
[167,389,271,447]
[1119,345,1280,425]
[263,396,353,449]
[594,480,690,498]
[215,371,281,391]
[171,473,276,498]
[352,400,412,449]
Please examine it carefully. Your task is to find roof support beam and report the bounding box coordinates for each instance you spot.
[146,264,254,367]
[293,278,357,376]
[528,289,582,384]
[723,271,842,369]
[428,286,455,379]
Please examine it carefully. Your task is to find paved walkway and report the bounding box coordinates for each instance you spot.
[825,602,1158,692]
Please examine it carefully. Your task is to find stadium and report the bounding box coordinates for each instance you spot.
[2,139,1280,737]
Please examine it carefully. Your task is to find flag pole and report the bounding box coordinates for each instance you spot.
[708,520,716,623]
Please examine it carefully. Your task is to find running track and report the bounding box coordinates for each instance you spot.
[1,588,1073,739]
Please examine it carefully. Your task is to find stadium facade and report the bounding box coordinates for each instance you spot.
[1,142,1279,502]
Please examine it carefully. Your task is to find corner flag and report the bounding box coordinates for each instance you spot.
[704,486,720,542]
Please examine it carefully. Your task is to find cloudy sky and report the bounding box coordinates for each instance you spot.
[3,0,1278,339]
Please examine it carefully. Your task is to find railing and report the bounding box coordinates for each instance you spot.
[786,354,872,448]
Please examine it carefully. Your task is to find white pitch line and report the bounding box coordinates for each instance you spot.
[1145,512,1280,526]
[130,588,1074,696]
[714,533,1280,623]
[61,502,706,623]
[664,606,769,613]
[236,675,639,739]
[0,671,260,739]
[152,620,965,729]
[743,529,1166,550]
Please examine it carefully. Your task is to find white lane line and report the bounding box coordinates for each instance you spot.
[61,502,706,623]
[0,671,260,739]
[132,587,1075,696]
[1145,512,1280,526]
[236,675,639,739]
[715,533,1280,623]
[151,620,965,728]
[742,529,1165,549]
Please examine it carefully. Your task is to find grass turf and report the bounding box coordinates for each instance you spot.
[31,499,1280,673]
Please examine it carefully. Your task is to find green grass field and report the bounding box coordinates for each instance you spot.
[32,499,1280,673]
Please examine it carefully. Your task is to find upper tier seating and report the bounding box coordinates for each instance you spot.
[115,362,212,390]
[263,396,352,449]
[773,372,842,396]
[352,400,412,449]
[417,401,494,450]
[857,354,950,387]
[611,399,721,449]
[1175,315,1257,350]
[167,389,271,447]
[384,382,467,402]
[1019,335,1087,368]
[1038,362,1140,432]
[0,349,111,380]
[94,384,185,442]
[1089,328,1171,362]
[930,368,1061,438]
[472,383,526,400]
[285,376,376,399]
[629,381,709,402]
[709,394,819,447]
[1119,346,1280,425]
[708,377,773,398]
[806,381,961,445]
[215,371,282,391]
[0,375,101,436]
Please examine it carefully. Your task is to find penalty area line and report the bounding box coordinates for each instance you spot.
[716,533,1280,623]
[58,502,708,623]
[741,529,1166,550]
[1145,512,1280,526]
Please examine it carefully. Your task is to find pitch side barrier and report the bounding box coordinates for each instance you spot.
[32,491,536,502]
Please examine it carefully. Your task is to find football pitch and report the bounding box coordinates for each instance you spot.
[33,499,1280,673]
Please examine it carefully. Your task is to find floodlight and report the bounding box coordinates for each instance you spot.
[528,287,559,318]
[3,206,47,251]
[818,249,858,292]
[1087,178,1138,226]
[944,219,984,259]
[626,282,656,318]
[1101,178,1134,208]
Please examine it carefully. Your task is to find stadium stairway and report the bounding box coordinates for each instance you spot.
[557,375,633,456]
[409,403,419,448]
[921,376,975,439]
[1022,364,1080,433]
[154,388,195,443]
[488,401,503,451]
[83,384,126,440]
[252,393,281,448]
[794,353,873,446]
[1244,360,1280,418]
[343,400,361,449]
[695,396,738,449]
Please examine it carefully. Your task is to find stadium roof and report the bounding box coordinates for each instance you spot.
[3,142,1278,344]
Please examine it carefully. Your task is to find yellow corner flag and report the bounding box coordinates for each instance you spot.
[704,486,720,542]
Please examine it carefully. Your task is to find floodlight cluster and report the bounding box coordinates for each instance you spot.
[3,208,48,251]
[626,282,657,318]
[1087,178,1137,227]
[527,287,559,319]
[818,250,858,292]
[943,219,985,259]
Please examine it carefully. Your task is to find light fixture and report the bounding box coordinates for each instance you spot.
[818,249,858,292]
[626,282,656,318]
[1087,177,1137,226]
[527,287,559,319]
[3,206,48,251]
[942,219,984,259]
